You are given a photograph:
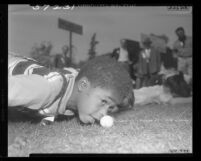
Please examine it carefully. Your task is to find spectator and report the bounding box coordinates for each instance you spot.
[54,54,66,69]
[163,71,191,98]
[160,47,177,71]
[173,27,192,86]
[135,38,161,89]
[111,48,120,60]
[112,39,140,83]
[117,39,130,72]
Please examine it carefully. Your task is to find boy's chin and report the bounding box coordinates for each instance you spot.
[79,113,96,124]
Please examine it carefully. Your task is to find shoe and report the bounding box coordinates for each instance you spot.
[40,116,55,126]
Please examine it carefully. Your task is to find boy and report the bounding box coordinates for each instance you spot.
[8,53,134,125]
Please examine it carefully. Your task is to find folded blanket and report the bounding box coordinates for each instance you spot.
[134,85,172,105]
[134,85,192,106]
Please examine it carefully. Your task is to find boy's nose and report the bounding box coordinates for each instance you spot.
[92,108,108,120]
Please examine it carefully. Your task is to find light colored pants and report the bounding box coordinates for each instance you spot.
[177,57,192,78]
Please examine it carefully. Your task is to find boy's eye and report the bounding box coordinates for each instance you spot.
[101,100,107,106]
[108,106,114,111]
[108,106,118,113]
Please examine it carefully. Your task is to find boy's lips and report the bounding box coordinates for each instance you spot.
[90,115,100,122]
[79,113,96,124]
[90,113,106,122]
[79,112,105,124]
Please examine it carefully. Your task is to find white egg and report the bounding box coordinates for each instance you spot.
[100,115,114,128]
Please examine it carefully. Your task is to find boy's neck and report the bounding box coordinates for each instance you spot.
[66,81,79,111]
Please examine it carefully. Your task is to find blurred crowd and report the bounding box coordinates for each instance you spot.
[111,27,192,96]
[28,26,192,97]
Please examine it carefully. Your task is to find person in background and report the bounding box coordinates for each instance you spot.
[135,38,161,89]
[159,47,191,98]
[112,39,140,87]
[160,47,178,71]
[173,27,192,89]
[117,39,130,72]
[111,48,120,61]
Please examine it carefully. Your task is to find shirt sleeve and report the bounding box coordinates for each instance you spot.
[8,74,57,110]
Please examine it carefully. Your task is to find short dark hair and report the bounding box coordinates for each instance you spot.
[76,56,134,108]
[175,27,185,33]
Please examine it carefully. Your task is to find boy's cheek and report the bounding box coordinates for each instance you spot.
[77,97,97,115]
[77,102,92,115]
[77,104,96,123]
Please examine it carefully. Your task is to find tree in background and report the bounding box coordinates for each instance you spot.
[88,33,99,60]
[30,41,53,68]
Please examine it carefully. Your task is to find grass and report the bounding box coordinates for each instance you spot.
[8,101,192,156]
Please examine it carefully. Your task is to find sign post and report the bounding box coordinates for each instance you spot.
[69,31,72,61]
[58,18,83,65]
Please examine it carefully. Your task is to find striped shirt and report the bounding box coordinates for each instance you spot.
[8,53,78,117]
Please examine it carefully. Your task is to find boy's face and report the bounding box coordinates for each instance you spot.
[76,78,119,124]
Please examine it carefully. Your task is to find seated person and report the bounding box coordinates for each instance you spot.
[8,53,134,125]
[134,54,191,105]
[134,71,191,106]
[159,47,191,98]
[163,71,191,98]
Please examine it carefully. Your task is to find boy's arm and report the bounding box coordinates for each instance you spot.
[8,74,55,110]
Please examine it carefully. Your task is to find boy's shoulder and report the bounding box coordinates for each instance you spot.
[61,67,79,78]
[9,53,79,78]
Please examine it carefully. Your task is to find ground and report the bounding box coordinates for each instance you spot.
[8,102,192,156]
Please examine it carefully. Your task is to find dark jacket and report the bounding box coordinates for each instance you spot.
[137,47,161,76]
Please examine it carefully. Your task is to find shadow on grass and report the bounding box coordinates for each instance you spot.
[8,107,75,124]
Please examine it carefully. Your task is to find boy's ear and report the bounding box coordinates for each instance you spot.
[77,77,90,92]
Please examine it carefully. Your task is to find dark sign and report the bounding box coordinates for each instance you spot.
[58,18,83,35]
